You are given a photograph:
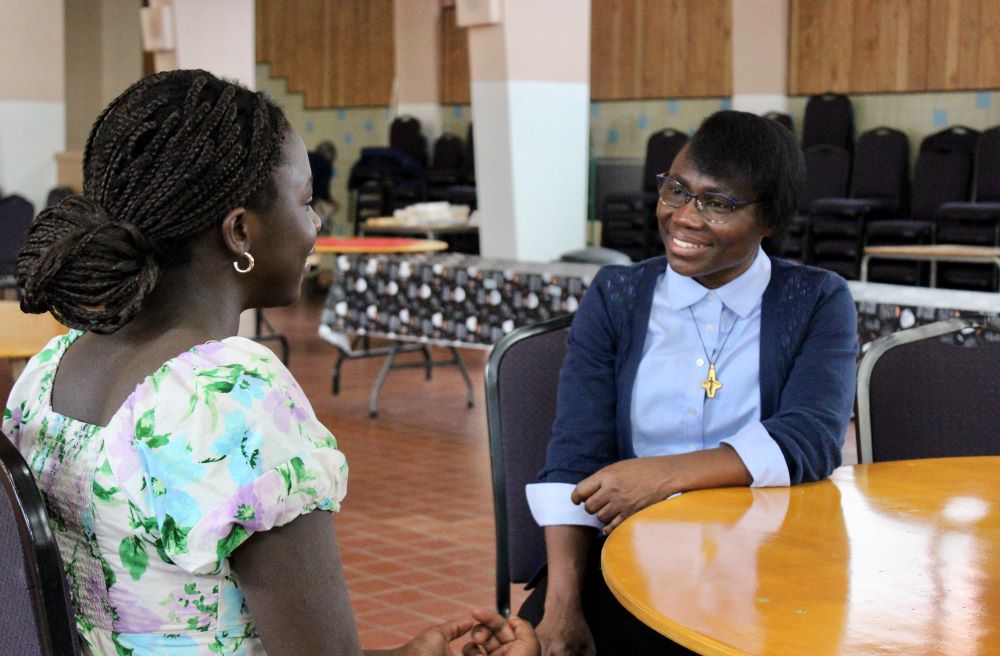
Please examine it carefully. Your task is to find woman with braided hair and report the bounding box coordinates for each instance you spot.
[4,70,536,656]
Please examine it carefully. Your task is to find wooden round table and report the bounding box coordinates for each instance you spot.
[602,457,1000,655]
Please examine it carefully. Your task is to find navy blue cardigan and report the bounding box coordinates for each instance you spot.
[538,256,858,486]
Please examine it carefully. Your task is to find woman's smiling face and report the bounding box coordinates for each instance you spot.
[657,145,773,289]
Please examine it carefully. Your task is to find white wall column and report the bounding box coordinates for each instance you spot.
[0,0,65,211]
[461,0,590,261]
[731,0,790,116]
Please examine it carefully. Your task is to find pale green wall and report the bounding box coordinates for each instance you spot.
[260,59,1000,231]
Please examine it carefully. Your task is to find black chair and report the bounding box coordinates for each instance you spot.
[861,145,973,285]
[462,122,476,185]
[920,124,980,155]
[782,145,851,261]
[764,111,793,132]
[935,125,1000,290]
[600,129,688,261]
[801,93,854,154]
[425,133,465,201]
[485,313,573,616]
[0,194,35,295]
[0,431,81,655]
[809,128,910,279]
[389,114,428,169]
[856,318,1000,464]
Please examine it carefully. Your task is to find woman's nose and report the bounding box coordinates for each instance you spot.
[670,197,704,227]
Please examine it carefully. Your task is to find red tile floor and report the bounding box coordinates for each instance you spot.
[0,290,856,651]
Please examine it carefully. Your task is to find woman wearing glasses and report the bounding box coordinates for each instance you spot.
[520,111,857,655]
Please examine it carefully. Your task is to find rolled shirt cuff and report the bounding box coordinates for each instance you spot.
[721,421,790,487]
[525,482,605,528]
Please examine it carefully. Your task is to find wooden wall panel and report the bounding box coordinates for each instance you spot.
[255,0,394,108]
[440,6,470,105]
[594,0,731,100]
[791,0,1000,94]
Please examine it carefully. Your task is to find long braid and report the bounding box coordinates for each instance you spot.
[17,69,288,334]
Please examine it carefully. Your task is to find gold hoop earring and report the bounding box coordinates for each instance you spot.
[233,252,255,274]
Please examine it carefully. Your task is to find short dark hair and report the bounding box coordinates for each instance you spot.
[686,110,804,237]
[17,69,289,334]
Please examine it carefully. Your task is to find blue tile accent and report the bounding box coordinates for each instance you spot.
[667,100,678,115]
[305,120,315,133]
[933,109,948,127]
[331,165,338,179]
[591,103,600,118]
[977,92,992,109]
[608,128,619,145]
[363,120,374,133]
[452,105,464,118]
[720,98,733,110]
[337,108,347,121]
[637,114,648,130]
[343,131,353,145]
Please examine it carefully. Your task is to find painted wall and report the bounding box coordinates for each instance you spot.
[0,0,65,210]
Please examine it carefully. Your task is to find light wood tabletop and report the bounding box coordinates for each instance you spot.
[360,217,479,235]
[861,243,1000,285]
[602,457,1000,656]
[313,236,449,255]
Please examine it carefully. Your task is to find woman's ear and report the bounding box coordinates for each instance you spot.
[221,207,251,258]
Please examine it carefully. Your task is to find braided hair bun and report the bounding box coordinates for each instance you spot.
[16,69,288,334]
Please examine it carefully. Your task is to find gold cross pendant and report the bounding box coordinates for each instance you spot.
[700,363,723,399]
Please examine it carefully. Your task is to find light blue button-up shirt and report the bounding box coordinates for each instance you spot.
[527,248,790,528]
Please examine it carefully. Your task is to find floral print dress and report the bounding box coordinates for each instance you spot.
[3,331,349,655]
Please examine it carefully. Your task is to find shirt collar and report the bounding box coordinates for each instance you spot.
[665,246,772,317]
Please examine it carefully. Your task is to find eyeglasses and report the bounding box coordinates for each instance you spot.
[655,174,760,225]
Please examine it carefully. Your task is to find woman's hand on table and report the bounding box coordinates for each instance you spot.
[572,446,752,534]
[533,606,594,656]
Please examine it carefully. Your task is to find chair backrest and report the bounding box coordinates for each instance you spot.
[801,144,851,207]
[641,129,688,192]
[0,432,80,655]
[430,132,464,172]
[910,144,974,220]
[850,127,910,208]
[972,125,1000,202]
[801,93,854,153]
[856,319,1000,464]
[0,194,35,279]
[764,111,793,132]
[920,125,980,156]
[389,115,428,168]
[484,313,573,616]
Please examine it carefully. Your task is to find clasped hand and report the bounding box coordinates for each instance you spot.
[396,609,539,656]
[570,456,681,534]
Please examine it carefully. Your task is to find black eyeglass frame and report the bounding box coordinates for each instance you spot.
[655,174,760,225]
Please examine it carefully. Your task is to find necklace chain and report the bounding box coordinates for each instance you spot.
[689,306,738,399]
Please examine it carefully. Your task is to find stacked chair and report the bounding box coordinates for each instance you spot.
[809,127,910,280]
[801,93,854,154]
[599,128,688,261]
[780,144,851,260]
[0,194,34,296]
[425,133,466,201]
[934,125,1000,291]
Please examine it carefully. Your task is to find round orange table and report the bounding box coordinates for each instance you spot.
[602,457,1000,655]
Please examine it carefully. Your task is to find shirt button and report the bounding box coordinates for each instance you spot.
[696,358,704,366]
[688,407,697,416]
[706,324,714,333]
